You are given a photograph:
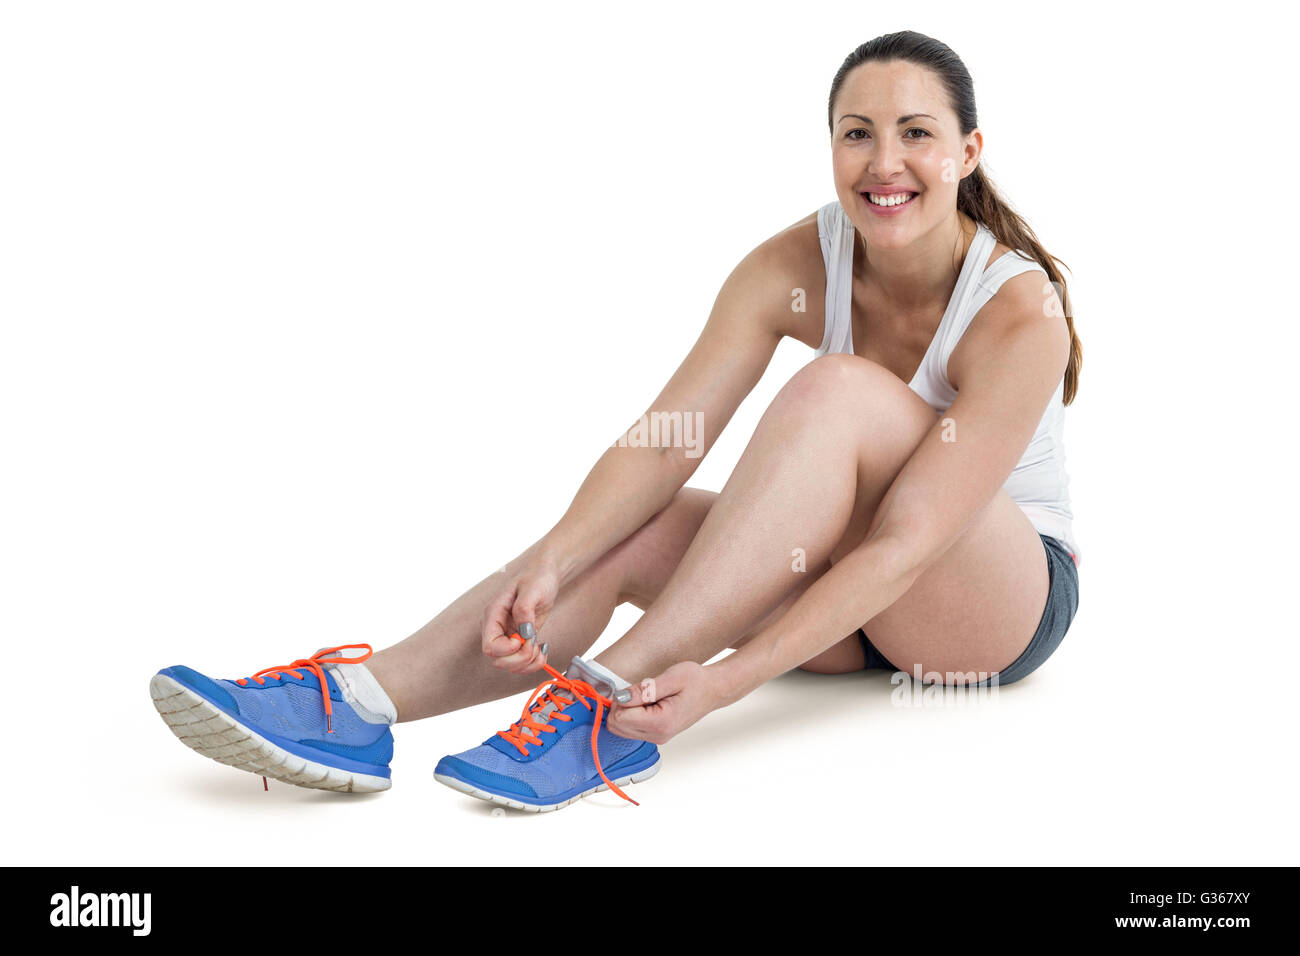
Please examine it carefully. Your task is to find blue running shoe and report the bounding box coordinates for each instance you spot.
[434,650,660,812]
[150,644,394,793]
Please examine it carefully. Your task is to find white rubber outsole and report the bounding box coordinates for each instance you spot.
[150,673,392,793]
[434,757,661,812]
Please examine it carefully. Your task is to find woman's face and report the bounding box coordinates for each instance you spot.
[830,60,981,250]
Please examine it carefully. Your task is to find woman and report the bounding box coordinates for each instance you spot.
[150,31,1081,811]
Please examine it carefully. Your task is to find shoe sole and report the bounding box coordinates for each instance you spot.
[433,757,661,812]
[150,674,391,793]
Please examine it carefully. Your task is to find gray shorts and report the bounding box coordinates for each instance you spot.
[858,533,1079,686]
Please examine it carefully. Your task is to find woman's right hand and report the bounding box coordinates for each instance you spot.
[481,556,561,675]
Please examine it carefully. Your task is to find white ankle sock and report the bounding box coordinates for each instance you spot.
[315,648,398,725]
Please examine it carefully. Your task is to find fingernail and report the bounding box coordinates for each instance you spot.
[615,688,632,704]
[519,622,537,644]
[539,642,550,658]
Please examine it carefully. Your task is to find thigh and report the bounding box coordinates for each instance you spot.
[856,490,1050,682]
[801,490,1047,679]
[812,357,1050,681]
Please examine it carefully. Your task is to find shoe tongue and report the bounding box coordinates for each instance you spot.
[564,657,630,700]
[525,658,628,725]
[530,684,577,724]
[528,669,619,725]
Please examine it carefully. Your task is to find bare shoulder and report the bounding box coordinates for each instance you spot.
[950,261,1068,390]
[721,209,827,348]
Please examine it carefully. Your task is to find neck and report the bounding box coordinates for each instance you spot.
[858,212,978,313]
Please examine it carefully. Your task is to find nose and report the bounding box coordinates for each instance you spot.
[868,134,905,180]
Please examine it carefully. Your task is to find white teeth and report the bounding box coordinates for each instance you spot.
[867,192,916,207]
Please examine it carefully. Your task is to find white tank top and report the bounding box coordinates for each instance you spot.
[815,200,1080,565]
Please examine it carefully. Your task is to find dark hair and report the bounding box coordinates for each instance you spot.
[827,31,1081,404]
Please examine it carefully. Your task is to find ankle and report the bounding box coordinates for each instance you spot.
[322,651,399,725]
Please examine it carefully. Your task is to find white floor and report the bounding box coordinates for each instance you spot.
[12,581,1295,866]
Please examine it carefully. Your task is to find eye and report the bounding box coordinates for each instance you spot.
[845,128,930,142]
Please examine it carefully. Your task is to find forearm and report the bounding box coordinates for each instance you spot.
[537,442,694,586]
[709,534,923,705]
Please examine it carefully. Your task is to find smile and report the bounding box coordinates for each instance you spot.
[864,191,918,207]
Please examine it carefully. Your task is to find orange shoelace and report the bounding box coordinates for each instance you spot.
[496,633,639,806]
[234,644,374,734]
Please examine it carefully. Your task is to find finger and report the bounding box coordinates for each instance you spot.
[502,641,539,673]
[485,633,520,658]
[606,701,659,741]
[609,676,663,714]
[492,633,543,673]
[633,677,658,705]
[502,621,536,662]
[497,615,540,667]
[513,588,544,636]
[482,593,518,656]
[518,641,550,674]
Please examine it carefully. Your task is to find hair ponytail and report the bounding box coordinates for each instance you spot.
[960,164,1080,404]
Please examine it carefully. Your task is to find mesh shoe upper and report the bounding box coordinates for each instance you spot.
[436,681,656,803]
[156,662,393,771]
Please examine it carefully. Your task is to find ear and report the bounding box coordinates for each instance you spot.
[961,127,984,177]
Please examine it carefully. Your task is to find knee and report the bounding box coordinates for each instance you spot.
[767,357,936,462]
[777,354,918,418]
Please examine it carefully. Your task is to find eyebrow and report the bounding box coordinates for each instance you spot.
[837,113,938,126]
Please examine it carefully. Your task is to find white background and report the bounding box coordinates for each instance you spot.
[3,0,1296,866]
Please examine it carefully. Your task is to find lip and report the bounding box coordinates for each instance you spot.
[861,190,919,215]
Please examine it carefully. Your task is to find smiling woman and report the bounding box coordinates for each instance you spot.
[826,34,1081,406]
[149,29,1083,813]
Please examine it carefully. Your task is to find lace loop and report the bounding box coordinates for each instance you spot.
[234,644,374,734]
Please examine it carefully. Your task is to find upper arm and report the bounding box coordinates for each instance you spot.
[640,221,817,472]
[869,270,1071,569]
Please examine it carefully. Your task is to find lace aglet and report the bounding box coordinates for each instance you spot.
[263,776,268,791]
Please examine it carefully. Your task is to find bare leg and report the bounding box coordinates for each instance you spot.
[374,352,1042,723]
[622,493,864,674]
[364,543,626,722]
[365,487,719,723]
[595,356,935,680]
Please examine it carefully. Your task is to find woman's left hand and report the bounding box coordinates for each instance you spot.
[606,660,721,745]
